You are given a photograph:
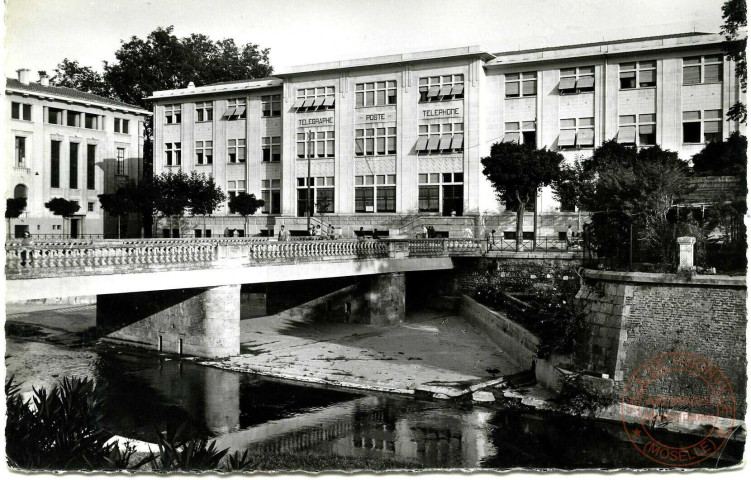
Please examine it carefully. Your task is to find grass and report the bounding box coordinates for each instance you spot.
[5,323,47,338]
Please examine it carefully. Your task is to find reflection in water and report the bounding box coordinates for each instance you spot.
[91,348,742,469]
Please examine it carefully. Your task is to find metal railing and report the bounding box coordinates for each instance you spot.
[485,235,580,253]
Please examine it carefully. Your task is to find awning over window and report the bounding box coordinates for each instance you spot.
[576,76,595,89]
[439,85,453,97]
[558,77,577,90]
[223,107,236,118]
[233,106,246,117]
[502,132,521,144]
[426,135,440,150]
[427,86,441,97]
[617,126,637,143]
[415,136,429,152]
[439,134,453,149]
[302,98,315,108]
[323,97,335,107]
[451,84,464,96]
[292,99,305,108]
[558,129,576,146]
[577,128,595,146]
[313,97,325,107]
[451,134,464,149]
[522,120,536,130]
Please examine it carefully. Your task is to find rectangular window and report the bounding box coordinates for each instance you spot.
[67,111,81,127]
[262,136,281,162]
[165,104,182,124]
[165,142,182,166]
[355,186,374,212]
[418,186,439,212]
[559,117,594,149]
[11,102,30,120]
[355,175,396,212]
[228,138,246,163]
[683,55,723,85]
[297,130,335,158]
[703,109,723,143]
[196,102,213,122]
[195,140,213,164]
[355,127,396,156]
[559,66,595,94]
[682,111,702,143]
[114,118,130,133]
[47,108,63,125]
[84,113,98,129]
[15,136,26,166]
[87,202,94,212]
[222,98,247,119]
[294,86,336,111]
[296,177,334,216]
[355,81,397,107]
[505,72,537,98]
[261,94,282,117]
[619,61,657,89]
[503,120,537,145]
[116,147,125,175]
[261,179,281,214]
[416,123,463,153]
[87,144,96,190]
[226,180,247,200]
[618,114,656,146]
[69,142,79,188]
[418,74,464,102]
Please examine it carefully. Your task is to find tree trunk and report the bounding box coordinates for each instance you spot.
[117,215,122,239]
[532,193,538,251]
[516,202,526,252]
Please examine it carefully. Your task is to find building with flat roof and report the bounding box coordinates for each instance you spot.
[5,69,151,238]
[147,31,745,239]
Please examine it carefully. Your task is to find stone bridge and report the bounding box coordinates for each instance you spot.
[5,237,487,357]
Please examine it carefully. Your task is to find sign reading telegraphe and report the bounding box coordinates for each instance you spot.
[420,105,463,119]
[298,116,335,127]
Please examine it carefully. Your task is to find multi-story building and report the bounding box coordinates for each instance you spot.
[5,69,150,238]
[148,32,745,238]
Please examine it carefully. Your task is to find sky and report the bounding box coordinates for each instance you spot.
[2,0,728,81]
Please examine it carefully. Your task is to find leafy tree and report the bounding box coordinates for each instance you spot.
[98,191,136,238]
[228,193,264,235]
[187,171,226,235]
[691,131,747,177]
[721,0,747,123]
[44,198,80,236]
[481,142,564,251]
[51,59,112,98]
[6,197,27,238]
[152,171,191,237]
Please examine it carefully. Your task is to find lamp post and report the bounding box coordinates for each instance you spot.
[306,130,313,231]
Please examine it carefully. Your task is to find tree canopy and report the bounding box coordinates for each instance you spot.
[187,172,226,217]
[5,198,27,219]
[722,0,747,123]
[227,193,263,218]
[691,131,747,176]
[44,198,81,218]
[51,59,112,98]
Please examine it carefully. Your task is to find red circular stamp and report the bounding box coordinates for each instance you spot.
[620,351,736,467]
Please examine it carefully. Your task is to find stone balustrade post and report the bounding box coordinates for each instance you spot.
[677,236,696,271]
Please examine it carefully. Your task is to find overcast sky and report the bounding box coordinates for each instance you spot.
[4,0,727,81]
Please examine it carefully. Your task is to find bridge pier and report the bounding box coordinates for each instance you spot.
[97,284,240,358]
[364,272,405,325]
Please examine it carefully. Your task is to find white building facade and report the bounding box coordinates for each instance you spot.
[5,69,150,238]
[148,32,745,238]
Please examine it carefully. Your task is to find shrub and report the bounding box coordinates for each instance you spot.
[556,373,617,417]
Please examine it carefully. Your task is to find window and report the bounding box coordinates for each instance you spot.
[222,98,247,120]
[355,127,397,156]
[228,139,246,163]
[68,142,78,188]
[559,66,595,94]
[11,102,32,120]
[296,130,335,158]
[419,74,464,102]
[116,147,126,175]
[618,114,656,146]
[355,174,396,212]
[262,136,281,162]
[195,140,213,164]
[84,113,98,129]
[86,144,96,190]
[47,108,63,125]
[226,180,246,199]
[196,102,213,122]
[619,61,657,89]
[505,72,537,98]
[261,179,281,214]
[296,177,335,216]
[558,117,595,149]
[683,55,723,85]
[418,172,463,215]
[114,118,130,133]
[502,121,537,145]
[261,95,282,117]
[88,202,94,212]
[15,137,26,166]
[165,104,182,124]
[683,110,723,144]
[165,142,181,166]
[415,123,463,153]
[355,81,397,107]
[293,87,335,111]
[67,111,81,127]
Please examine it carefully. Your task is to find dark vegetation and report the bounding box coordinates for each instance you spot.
[556,373,618,417]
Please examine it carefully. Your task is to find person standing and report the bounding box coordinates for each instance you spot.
[422,225,428,239]
[372,228,380,240]
[278,225,286,241]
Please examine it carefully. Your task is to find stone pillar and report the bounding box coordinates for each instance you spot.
[677,236,696,271]
[364,272,405,325]
[97,284,241,358]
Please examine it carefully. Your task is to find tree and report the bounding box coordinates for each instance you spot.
[98,191,136,238]
[51,59,112,98]
[722,0,747,123]
[691,131,747,177]
[5,198,27,238]
[44,198,80,236]
[187,171,226,236]
[481,142,564,251]
[152,171,191,237]
[228,193,264,236]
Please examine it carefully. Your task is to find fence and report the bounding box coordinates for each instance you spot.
[486,235,578,253]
